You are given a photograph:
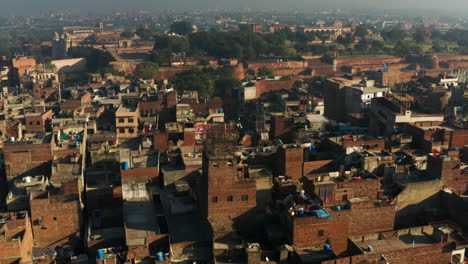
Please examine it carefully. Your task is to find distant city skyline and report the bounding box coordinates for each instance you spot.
[1,0,468,16]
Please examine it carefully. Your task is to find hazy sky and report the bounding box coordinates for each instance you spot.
[2,0,468,16]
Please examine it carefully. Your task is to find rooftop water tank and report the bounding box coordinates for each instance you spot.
[157,252,164,261]
[121,161,129,170]
[97,249,105,260]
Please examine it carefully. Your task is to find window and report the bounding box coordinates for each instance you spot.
[29,122,33,125]
[119,128,125,133]
[212,196,218,203]
[128,118,134,123]
[36,121,40,125]
[53,217,57,221]
[213,162,219,168]
[318,230,324,237]
[119,118,125,123]
[129,128,135,133]
[241,195,249,201]
[227,195,233,202]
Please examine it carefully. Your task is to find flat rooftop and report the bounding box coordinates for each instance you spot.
[354,233,437,255]
[352,224,466,255]
[8,132,52,145]
[116,105,137,113]
[120,149,159,169]
[124,200,159,245]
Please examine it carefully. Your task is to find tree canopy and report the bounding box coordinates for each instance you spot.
[170,21,194,36]
[169,66,240,98]
[134,61,159,80]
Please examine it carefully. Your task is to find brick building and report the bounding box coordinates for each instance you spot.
[12,57,36,76]
[284,196,395,254]
[200,126,257,238]
[29,181,81,248]
[322,222,467,264]
[427,150,468,196]
[0,212,34,264]
[4,133,54,183]
[116,105,139,142]
[25,110,54,133]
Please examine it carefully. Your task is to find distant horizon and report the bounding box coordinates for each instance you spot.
[1,0,468,17]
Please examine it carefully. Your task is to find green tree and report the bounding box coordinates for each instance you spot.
[151,48,172,66]
[354,39,369,51]
[35,56,55,69]
[371,40,385,51]
[413,26,431,43]
[214,77,241,97]
[170,21,194,36]
[354,24,374,39]
[154,35,190,53]
[170,68,215,98]
[120,30,134,39]
[309,44,328,55]
[318,34,330,44]
[382,29,406,42]
[134,61,159,80]
[257,67,273,77]
[336,33,354,48]
[293,80,303,89]
[136,28,155,40]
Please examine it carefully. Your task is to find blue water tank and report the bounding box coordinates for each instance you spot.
[97,249,105,259]
[218,109,224,114]
[157,252,164,261]
[315,209,330,218]
[121,161,129,170]
[323,243,331,252]
[298,209,305,216]
[336,206,341,211]
[76,135,81,140]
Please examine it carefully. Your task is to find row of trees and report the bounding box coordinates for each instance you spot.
[169,66,240,98]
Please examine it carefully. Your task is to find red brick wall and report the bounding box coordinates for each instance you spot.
[255,79,295,97]
[4,142,53,181]
[303,160,333,176]
[13,57,36,76]
[204,159,257,235]
[289,201,395,254]
[30,194,81,248]
[278,147,304,179]
[154,132,168,152]
[336,179,381,200]
[20,213,34,263]
[121,167,159,182]
[271,116,293,139]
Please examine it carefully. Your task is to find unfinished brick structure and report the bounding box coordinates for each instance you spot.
[200,125,257,238]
